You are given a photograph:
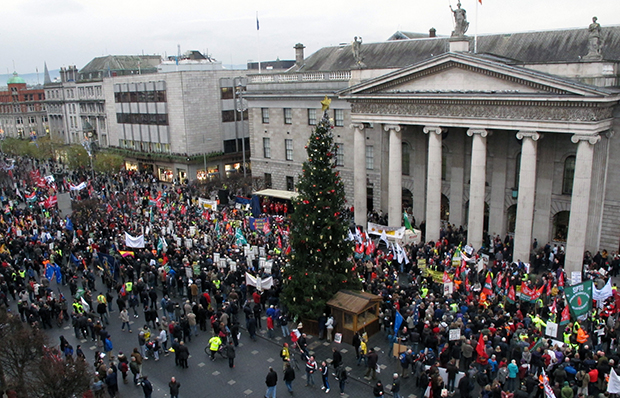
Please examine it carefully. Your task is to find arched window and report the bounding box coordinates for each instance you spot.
[562,156,576,195]
[402,142,410,176]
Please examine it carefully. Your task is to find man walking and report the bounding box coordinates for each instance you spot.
[364,348,379,380]
[141,375,153,398]
[265,366,278,398]
[392,373,402,398]
[284,362,295,394]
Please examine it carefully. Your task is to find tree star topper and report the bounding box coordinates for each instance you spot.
[321,96,332,112]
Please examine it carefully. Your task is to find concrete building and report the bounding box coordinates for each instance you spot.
[0,72,47,139]
[103,55,249,183]
[45,56,161,146]
[245,21,620,274]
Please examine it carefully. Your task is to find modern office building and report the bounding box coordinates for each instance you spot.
[103,54,249,183]
[245,20,620,274]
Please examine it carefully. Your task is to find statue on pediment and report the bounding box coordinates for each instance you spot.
[450,2,469,37]
[585,17,603,60]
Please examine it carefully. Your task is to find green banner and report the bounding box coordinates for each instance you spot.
[565,280,593,320]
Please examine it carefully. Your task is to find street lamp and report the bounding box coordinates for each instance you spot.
[234,77,247,178]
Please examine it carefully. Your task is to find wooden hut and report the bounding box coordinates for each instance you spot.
[326,290,382,345]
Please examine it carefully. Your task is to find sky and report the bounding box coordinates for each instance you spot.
[2,0,619,75]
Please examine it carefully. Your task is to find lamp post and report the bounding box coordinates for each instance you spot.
[234,77,247,178]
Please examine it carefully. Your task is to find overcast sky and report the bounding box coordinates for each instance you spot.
[2,0,619,74]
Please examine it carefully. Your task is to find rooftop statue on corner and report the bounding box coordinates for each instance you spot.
[450,2,469,38]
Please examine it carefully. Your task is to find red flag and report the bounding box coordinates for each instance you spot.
[43,195,57,209]
[482,273,493,296]
[476,333,486,357]
[106,203,113,213]
[443,271,451,284]
[550,298,557,314]
[560,305,570,325]
[355,243,364,254]
[507,285,516,303]
[277,235,282,250]
[558,272,565,287]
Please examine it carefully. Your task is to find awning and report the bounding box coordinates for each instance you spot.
[253,189,298,201]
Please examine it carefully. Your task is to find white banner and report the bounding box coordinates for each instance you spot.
[545,321,558,338]
[245,272,273,291]
[367,222,406,239]
[198,197,218,211]
[125,232,145,248]
[70,181,87,191]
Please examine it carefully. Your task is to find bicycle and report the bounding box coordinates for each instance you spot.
[204,344,228,359]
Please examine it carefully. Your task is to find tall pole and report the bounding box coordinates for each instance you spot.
[203,134,207,181]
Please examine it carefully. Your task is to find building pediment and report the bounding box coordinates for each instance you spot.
[341,53,612,98]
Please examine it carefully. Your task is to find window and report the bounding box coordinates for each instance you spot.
[335,143,344,166]
[28,117,36,124]
[261,108,269,124]
[220,87,234,100]
[402,142,410,176]
[263,137,271,158]
[286,176,295,191]
[562,155,576,195]
[16,117,23,125]
[222,110,235,123]
[334,109,344,127]
[285,139,293,161]
[264,173,272,189]
[223,139,237,154]
[514,152,521,188]
[366,145,374,170]
[284,108,292,124]
[308,109,316,125]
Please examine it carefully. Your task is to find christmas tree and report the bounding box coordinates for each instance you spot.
[282,97,361,319]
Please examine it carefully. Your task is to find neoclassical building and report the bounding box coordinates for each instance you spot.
[246,22,620,274]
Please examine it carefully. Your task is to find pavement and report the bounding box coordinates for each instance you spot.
[19,280,424,398]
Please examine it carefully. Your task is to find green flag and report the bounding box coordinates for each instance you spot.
[235,228,248,246]
[403,212,413,231]
[565,280,593,321]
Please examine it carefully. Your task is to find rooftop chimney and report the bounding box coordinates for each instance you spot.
[294,43,305,67]
[429,28,436,38]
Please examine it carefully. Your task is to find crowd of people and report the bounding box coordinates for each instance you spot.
[0,155,617,398]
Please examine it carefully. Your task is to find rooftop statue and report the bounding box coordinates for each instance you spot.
[450,2,469,38]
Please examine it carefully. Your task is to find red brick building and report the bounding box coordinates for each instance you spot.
[0,72,48,139]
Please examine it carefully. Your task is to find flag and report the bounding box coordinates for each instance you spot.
[157,237,168,253]
[235,228,248,246]
[403,212,414,231]
[520,283,543,302]
[54,263,62,284]
[65,217,74,231]
[394,311,403,335]
[507,285,516,303]
[531,337,545,353]
[15,187,23,201]
[80,297,90,313]
[560,305,570,325]
[25,191,37,202]
[118,251,134,257]
[550,298,557,314]
[593,278,613,308]
[70,181,87,191]
[565,280,593,320]
[476,333,486,357]
[99,253,116,274]
[443,271,451,284]
[482,273,493,296]
[558,271,564,287]
[43,195,57,209]
[107,203,113,213]
[45,261,54,281]
[125,232,145,248]
[256,12,259,30]
[478,0,482,4]
[541,370,556,398]
[380,230,389,246]
[609,368,620,394]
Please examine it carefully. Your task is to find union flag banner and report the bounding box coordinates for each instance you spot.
[482,273,493,296]
[520,284,544,302]
[565,280,593,320]
[507,285,516,303]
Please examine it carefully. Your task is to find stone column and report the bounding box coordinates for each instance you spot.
[513,131,540,263]
[565,134,600,275]
[424,126,443,242]
[351,123,367,227]
[466,129,488,250]
[385,124,402,227]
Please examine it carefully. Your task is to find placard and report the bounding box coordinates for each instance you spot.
[219,259,227,269]
[214,253,220,263]
[334,333,342,344]
[571,272,582,286]
[449,329,461,341]
[443,282,453,296]
[259,247,266,257]
[189,226,196,236]
[259,257,266,270]
[545,321,558,338]
[184,238,192,249]
[252,246,258,255]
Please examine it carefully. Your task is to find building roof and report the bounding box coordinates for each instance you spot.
[387,31,435,40]
[299,26,620,72]
[326,290,382,314]
[7,72,25,85]
[79,55,162,74]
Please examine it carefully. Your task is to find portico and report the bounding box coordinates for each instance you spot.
[341,52,618,274]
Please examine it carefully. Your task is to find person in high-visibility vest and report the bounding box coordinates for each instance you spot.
[576,325,589,344]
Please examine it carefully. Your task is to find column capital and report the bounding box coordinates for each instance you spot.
[350,123,365,131]
[423,126,445,135]
[516,131,541,141]
[571,134,601,145]
[383,124,401,133]
[467,128,489,138]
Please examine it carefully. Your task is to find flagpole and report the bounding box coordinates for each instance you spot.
[474,0,479,53]
[256,11,262,74]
